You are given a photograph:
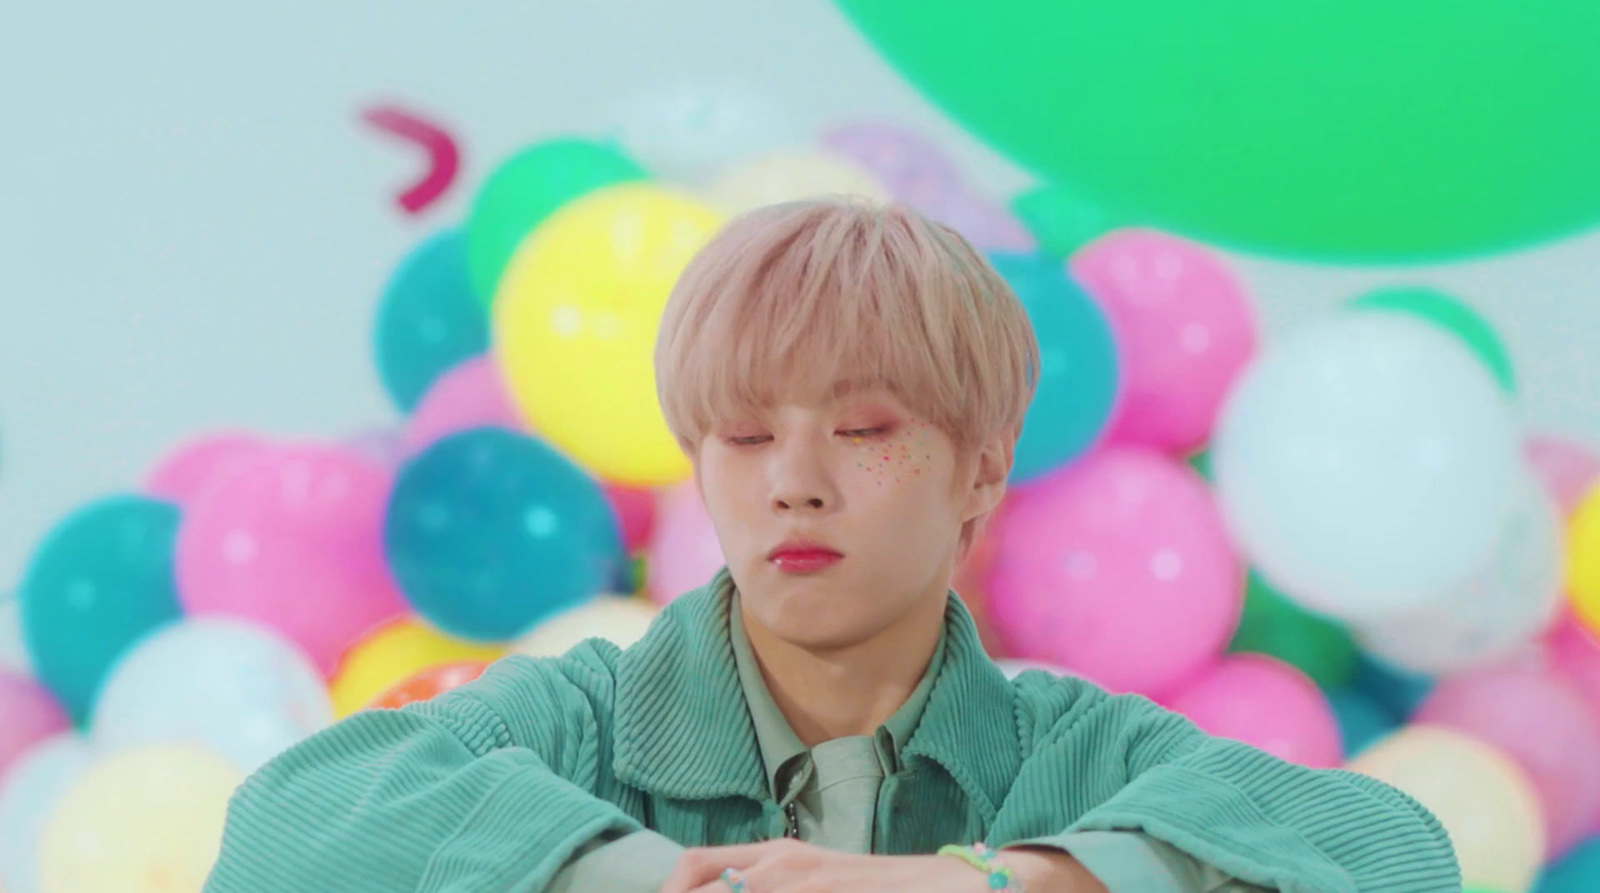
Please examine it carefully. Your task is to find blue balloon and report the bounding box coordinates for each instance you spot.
[1352,652,1435,721]
[374,229,489,412]
[1538,837,1600,893]
[385,428,625,640]
[1324,686,1397,759]
[19,495,182,723]
[988,253,1120,481]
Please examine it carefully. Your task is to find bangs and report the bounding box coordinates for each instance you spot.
[656,199,1038,456]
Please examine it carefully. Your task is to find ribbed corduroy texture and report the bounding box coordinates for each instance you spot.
[203,571,1459,893]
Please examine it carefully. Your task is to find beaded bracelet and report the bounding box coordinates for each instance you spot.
[936,842,1026,892]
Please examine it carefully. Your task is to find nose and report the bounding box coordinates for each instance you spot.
[769,436,839,514]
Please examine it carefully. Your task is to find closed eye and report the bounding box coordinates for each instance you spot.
[840,428,886,438]
[727,435,772,446]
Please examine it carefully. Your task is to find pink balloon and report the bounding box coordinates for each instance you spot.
[1070,230,1257,454]
[0,670,70,783]
[646,483,726,606]
[1162,655,1341,768]
[401,355,524,458]
[1547,611,1600,718]
[1416,662,1600,856]
[175,445,407,676]
[145,432,272,507]
[985,447,1243,696]
[1527,434,1600,517]
[344,425,407,468]
[604,483,657,554]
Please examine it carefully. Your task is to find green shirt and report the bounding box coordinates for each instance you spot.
[203,568,1460,893]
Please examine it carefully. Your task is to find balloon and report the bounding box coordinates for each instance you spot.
[1070,230,1258,454]
[1539,837,1600,893]
[0,735,94,893]
[492,183,720,486]
[1163,655,1341,768]
[645,483,726,606]
[834,0,1600,262]
[373,229,488,412]
[91,618,331,773]
[1012,184,1119,259]
[1323,686,1396,759]
[704,150,891,217]
[1349,726,1545,893]
[922,191,1037,253]
[328,617,503,718]
[21,495,182,722]
[465,138,646,305]
[987,253,1120,481]
[0,672,67,783]
[176,445,407,677]
[1416,663,1600,856]
[1213,313,1518,621]
[386,429,625,641]
[342,425,407,469]
[367,660,488,710]
[144,432,271,507]
[400,354,524,457]
[1527,434,1600,517]
[985,448,1243,696]
[602,483,656,554]
[1351,652,1435,722]
[1227,571,1357,690]
[1569,485,1600,638]
[512,596,660,658]
[1349,286,1515,393]
[0,595,26,675]
[1546,612,1600,719]
[1355,468,1564,675]
[611,82,803,184]
[820,121,965,211]
[39,745,240,893]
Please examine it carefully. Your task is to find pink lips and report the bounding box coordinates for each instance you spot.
[767,542,843,574]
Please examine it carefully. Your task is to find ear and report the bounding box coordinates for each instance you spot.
[961,432,1013,523]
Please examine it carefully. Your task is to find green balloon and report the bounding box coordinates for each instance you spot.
[1348,286,1515,393]
[465,138,647,306]
[1228,571,1358,689]
[836,1,1600,261]
[1012,184,1119,259]
[1185,448,1212,483]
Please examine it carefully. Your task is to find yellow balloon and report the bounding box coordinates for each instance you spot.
[40,745,242,893]
[493,183,721,487]
[511,595,660,658]
[1569,482,1600,635]
[706,150,891,216]
[1347,726,1545,893]
[329,617,504,717]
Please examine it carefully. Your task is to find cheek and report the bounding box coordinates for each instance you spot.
[845,424,945,495]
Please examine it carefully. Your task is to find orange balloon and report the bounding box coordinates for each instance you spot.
[367,660,491,710]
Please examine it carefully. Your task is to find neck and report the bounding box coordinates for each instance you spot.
[738,590,947,748]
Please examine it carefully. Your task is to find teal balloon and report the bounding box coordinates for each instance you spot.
[1325,686,1396,759]
[1352,652,1434,721]
[385,428,625,641]
[20,495,182,723]
[374,229,489,412]
[837,0,1600,261]
[1538,837,1600,893]
[990,253,1119,481]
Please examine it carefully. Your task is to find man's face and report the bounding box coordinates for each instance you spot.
[695,383,987,651]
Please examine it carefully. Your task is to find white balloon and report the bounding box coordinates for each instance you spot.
[1355,467,1564,674]
[0,593,29,674]
[0,734,95,893]
[705,150,892,216]
[91,618,331,773]
[609,82,803,184]
[1213,313,1518,621]
[512,596,659,658]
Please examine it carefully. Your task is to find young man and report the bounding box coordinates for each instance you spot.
[204,200,1458,893]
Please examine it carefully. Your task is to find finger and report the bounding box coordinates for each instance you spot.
[657,841,788,893]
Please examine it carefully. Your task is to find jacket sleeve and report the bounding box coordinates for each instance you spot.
[986,673,1460,893]
[203,644,642,893]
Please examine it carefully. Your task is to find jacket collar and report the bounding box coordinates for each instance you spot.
[613,568,1022,817]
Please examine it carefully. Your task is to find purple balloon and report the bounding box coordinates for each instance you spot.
[821,121,964,209]
[928,190,1038,253]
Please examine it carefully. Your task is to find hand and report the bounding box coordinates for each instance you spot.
[656,838,993,893]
